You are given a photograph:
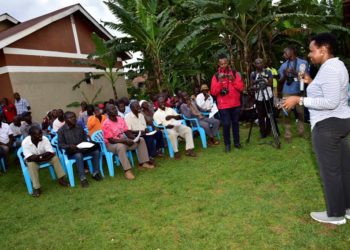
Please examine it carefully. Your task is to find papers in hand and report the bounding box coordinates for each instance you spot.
[133,131,141,143]
[77,142,95,149]
[209,103,219,118]
[145,130,157,136]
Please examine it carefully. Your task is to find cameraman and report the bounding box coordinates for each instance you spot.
[211,54,244,152]
[278,47,309,142]
[250,58,274,138]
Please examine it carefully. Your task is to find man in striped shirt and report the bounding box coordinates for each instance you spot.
[14,92,30,116]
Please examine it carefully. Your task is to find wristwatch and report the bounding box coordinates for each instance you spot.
[299,97,304,106]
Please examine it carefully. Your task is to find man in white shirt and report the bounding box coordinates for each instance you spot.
[0,116,13,169]
[196,84,214,112]
[52,109,65,132]
[9,115,22,148]
[22,126,69,197]
[125,101,164,159]
[153,96,196,159]
[117,101,127,118]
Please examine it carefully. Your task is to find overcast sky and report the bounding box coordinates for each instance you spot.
[0,0,142,62]
[0,0,121,36]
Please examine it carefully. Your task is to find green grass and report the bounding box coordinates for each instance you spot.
[1,124,349,249]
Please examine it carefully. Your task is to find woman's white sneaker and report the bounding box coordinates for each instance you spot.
[310,211,346,225]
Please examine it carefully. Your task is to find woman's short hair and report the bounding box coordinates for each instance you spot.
[311,33,337,55]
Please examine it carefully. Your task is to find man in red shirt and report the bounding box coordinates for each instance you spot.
[1,98,16,123]
[211,55,244,152]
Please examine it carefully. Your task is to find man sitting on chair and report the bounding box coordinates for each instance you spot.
[58,111,102,188]
[102,104,154,180]
[153,96,196,159]
[181,92,220,145]
[125,101,164,160]
[22,126,69,197]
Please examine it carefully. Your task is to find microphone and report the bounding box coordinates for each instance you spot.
[299,63,306,92]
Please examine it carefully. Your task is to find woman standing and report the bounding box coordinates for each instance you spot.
[283,33,350,225]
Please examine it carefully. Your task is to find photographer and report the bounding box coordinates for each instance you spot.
[250,58,274,138]
[211,54,244,152]
[278,47,309,142]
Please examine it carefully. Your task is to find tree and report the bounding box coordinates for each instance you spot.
[104,0,184,93]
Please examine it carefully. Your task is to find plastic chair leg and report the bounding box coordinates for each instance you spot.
[48,166,57,180]
[22,169,33,194]
[199,128,207,148]
[106,153,114,177]
[99,156,104,177]
[87,160,93,174]
[166,138,174,158]
[66,163,75,187]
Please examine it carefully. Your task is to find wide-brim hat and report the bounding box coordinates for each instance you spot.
[200,84,209,91]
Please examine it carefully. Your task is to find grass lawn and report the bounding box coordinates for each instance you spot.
[1,123,349,249]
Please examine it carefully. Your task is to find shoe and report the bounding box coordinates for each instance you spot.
[32,188,41,197]
[345,209,350,219]
[124,170,135,180]
[58,177,69,187]
[174,152,181,160]
[234,143,242,149]
[310,211,346,225]
[92,173,103,181]
[185,149,196,157]
[80,179,89,188]
[141,162,155,169]
[225,145,231,153]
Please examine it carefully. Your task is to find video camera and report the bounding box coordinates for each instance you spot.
[253,75,268,91]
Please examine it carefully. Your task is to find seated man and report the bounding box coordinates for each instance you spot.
[116,100,127,118]
[196,84,214,112]
[87,106,106,137]
[181,92,220,145]
[102,104,154,180]
[52,109,65,133]
[22,126,69,197]
[9,115,22,148]
[153,96,196,159]
[58,111,102,187]
[0,115,13,169]
[125,101,164,160]
[20,112,41,137]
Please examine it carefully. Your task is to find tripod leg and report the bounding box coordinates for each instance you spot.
[246,119,254,143]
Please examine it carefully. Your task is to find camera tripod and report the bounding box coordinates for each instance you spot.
[246,82,281,149]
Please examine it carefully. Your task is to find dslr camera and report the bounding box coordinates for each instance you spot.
[220,87,229,96]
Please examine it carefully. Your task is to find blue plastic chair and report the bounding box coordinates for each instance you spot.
[50,135,67,172]
[91,130,134,177]
[153,121,185,158]
[17,147,57,195]
[54,136,104,187]
[0,157,6,173]
[146,126,165,154]
[182,115,207,148]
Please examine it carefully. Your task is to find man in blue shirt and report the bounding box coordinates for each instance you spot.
[278,47,309,142]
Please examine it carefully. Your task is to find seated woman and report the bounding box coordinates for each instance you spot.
[180,91,220,145]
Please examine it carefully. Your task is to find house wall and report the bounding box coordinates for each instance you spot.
[9,72,128,121]
[10,16,76,53]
